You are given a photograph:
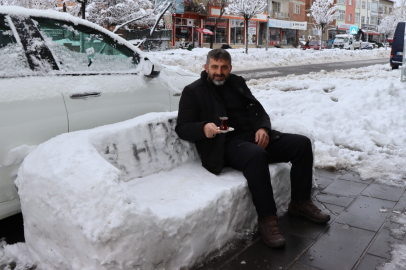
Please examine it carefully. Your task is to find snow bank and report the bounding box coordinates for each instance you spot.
[15,112,294,270]
[150,47,390,73]
[247,64,406,186]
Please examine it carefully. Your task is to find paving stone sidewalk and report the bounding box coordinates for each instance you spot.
[196,169,406,270]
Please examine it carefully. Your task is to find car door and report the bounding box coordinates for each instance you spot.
[33,17,171,132]
[0,14,68,219]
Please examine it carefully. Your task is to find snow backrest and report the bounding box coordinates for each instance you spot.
[96,114,199,181]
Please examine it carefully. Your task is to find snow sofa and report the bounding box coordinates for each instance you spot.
[16,112,305,270]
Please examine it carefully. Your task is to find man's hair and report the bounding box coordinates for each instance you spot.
[206,49,232,66]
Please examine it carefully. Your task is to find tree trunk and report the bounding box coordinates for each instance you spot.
[210,7,225,49]
[320,24,324,51]
[63,1,67,12]
[81,0,86,19]
[245,18,249,54]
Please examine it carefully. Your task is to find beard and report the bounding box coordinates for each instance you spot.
[208,73,228,86]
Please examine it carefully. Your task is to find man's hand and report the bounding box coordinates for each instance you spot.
[203,123,221,138]
[255,128,269,149]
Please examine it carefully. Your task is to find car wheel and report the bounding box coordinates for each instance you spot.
[392,65,399,70]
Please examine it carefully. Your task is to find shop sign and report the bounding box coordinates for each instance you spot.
[248,21,256,44]
[268,19,307,30]
[205,20,216,26]
[230,19,244,28]
[163,12,172,30]
[180,27,188,33]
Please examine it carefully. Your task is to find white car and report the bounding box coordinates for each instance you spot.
[0,6,195,220]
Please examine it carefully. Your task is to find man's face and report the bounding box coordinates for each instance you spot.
[204,57,232,86]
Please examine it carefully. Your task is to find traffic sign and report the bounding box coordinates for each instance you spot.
[350,26,358,35]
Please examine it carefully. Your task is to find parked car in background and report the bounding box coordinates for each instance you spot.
[0,6,197,220]
[301,40,327,50]
[333,34,361,50]
[390,22,404,70]
[360,42,374,50]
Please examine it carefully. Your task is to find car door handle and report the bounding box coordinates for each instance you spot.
[69,92,102,99]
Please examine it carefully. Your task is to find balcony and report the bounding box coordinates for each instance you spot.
[271,11,289,19]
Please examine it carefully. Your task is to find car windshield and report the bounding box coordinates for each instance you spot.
[34,17,139,73]
[0,15,32,77]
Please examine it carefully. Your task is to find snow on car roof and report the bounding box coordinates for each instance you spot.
[0,6,143,56]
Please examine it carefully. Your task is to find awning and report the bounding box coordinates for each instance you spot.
[360,29,380,35]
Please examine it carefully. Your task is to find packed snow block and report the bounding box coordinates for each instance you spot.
[16,112,293,270]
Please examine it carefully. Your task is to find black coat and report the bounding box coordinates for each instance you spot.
[175,71,277,175]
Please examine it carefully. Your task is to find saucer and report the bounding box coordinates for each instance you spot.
[218,127,234,133]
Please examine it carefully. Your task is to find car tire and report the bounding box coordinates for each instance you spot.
[391,64,399,70]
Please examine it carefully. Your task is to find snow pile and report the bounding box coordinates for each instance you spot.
[15,112,293,270]
[150,47,390,73]
[246,64,406,186]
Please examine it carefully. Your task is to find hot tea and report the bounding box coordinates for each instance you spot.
[219,117,228,131]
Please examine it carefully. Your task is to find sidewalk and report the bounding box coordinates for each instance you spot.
[195,168,406,270]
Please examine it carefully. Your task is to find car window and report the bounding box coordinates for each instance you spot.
[33,17,140,73]
[0,15,32,77]
[309,41,318,45]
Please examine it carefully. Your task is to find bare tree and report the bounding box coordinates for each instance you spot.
[205,0,230,49]
[308,0,338,50]
[378,14,396,50]
[228,0,267,54]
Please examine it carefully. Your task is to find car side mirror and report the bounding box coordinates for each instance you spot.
[143,57,161,78]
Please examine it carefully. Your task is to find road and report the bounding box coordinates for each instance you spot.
[0,57,389,247]
[234,58,388,80]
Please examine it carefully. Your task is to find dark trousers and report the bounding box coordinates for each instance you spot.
[224,132,313,217]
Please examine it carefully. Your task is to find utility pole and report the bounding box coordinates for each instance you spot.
[366,0,369,42]
[402,0,406,81]
[266,0,271,51]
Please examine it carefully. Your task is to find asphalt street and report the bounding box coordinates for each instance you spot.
[234,58,388,80]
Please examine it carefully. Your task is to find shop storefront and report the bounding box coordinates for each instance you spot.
[174,17,197,48]
[230,19,244,44]
[200,6,267,47]
[203,18,228,44]
[266,19,307,47]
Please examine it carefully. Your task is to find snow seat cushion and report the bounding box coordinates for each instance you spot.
[16,112,302,270]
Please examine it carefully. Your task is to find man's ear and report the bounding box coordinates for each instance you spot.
[204,64,208,72]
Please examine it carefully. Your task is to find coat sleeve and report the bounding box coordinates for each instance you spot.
[241,80,272,132]
[175,85,208,142]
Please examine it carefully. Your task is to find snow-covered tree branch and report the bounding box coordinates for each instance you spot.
[378,14,396,50]
[228,0,266,54]
[309,0,338,50]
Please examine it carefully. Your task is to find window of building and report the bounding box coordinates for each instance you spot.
[230,19,244,44]
[338,10,345,21]
[384,6,387,14]
[355,13,360,22]
[362,1,366,8]
[348,14,352,22]
[203,19,228,44]
[389,7,392,13]
[372,3,378,12]
[367,2,370,10]
[356,0,360,8]
[294,4,300,14]
[349,0,353,5]
[338,0,346,5]
[370,16,378,25]
[272,2,281,12]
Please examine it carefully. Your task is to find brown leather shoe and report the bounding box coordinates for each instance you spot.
[288,200,330,223]
[257,215,286,248]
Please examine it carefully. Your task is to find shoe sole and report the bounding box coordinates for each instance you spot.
[261,237,286,248]
[288,210,330,224]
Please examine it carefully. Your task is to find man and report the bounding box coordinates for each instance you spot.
[175,49,330,248]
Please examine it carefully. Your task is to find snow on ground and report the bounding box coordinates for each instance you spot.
[1,48,404,269]
[150,47,389,73]
[11,112,293,270]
